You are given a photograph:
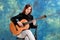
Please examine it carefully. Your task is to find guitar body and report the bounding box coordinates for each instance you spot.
[10,19,29,36]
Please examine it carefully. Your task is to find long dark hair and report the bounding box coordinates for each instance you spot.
[22,4,32,15]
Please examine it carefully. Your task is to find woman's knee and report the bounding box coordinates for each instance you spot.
[25,30,32,33]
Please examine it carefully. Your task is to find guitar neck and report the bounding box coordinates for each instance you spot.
[28,17,42,23]
[23,15,46,25]
[23,17,43,25]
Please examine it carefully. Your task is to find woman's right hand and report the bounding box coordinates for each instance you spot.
[17,21,23,27]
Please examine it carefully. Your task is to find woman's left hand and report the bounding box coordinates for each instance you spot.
[32,20,36,25]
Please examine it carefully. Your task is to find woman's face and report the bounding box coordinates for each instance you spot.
[25,7,32,15]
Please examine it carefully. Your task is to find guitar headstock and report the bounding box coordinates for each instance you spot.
[35,15,47,20]
[41,15,47,18]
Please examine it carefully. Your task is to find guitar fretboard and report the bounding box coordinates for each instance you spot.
[23,15,46,25]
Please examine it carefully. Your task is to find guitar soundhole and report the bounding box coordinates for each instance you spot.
[23,23,25,25]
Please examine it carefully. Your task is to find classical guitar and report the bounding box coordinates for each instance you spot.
[10,15,46,35]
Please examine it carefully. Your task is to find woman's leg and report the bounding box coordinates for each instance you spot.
[17,30,35,40]
[23,30,35,40]
[25,36,29,40]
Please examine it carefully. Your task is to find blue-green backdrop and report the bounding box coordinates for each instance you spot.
[0,0,60,40]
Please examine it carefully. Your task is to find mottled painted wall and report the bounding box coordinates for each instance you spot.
[0,0,60,40]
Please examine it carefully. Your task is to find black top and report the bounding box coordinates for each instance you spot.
[10,13,37,29]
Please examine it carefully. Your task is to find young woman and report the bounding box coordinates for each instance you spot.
[11,4,36,40]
